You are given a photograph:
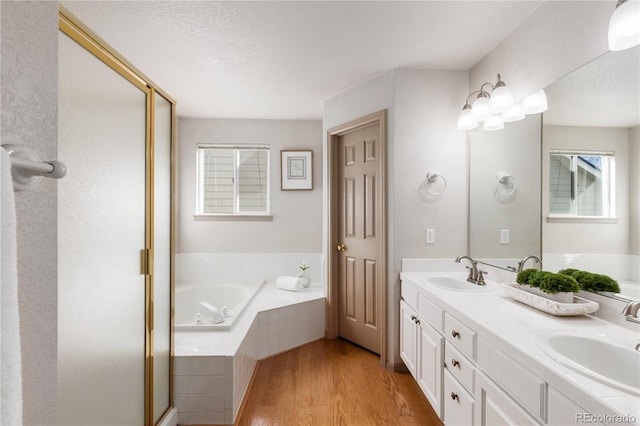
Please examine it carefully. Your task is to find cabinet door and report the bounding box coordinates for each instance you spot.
[444,369,475,426]
[400,300,417,376]
[548,387,605,426]
[474,372,540,426]
[417,318,443,418]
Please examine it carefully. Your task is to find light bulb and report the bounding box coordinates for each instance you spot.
[483,115,504,131]
[471,94,491,122]
[457,106,478,131]
[608,0,640,51]
[521,89,548,114]
[489,84,515,113]
[502,103,525,122]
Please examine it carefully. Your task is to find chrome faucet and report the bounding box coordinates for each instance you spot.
[516,255,542,273]
[621,300,640,324]
[455,255,479,284]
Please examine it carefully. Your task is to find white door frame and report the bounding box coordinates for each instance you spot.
[326,110,387,367]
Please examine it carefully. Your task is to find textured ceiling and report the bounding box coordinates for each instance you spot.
[62,1,543,119]
[544,46,640,128]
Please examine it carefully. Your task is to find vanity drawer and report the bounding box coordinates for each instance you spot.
[418,292,443,331]
[443,369,475,426]
[445,341,475,394]
[444,312,477,360]
[401,280,419,310]
[476,337,545,421]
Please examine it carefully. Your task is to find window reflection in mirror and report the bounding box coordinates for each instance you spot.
[549,151,615,219]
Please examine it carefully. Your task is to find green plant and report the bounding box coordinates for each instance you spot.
[299,261,310,272]
[539,273,579,294]
[558,268,579,277]
[528,271,554,288]
[566,270,620,293]
[516,268,538,285]
[517,270,579,294]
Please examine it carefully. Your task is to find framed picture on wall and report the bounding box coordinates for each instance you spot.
[281,150,313,190]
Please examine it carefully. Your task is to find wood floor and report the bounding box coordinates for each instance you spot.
[236,338,442,426]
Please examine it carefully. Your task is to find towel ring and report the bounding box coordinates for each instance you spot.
[423,171,447,196]
[496,173,516,197]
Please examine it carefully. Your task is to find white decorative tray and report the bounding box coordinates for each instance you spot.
[503,284,599,316]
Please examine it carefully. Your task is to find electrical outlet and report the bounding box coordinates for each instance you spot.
[426,229,435,244]
[500,229,510,244]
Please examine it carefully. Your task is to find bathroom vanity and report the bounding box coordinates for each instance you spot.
[400,268,639,426]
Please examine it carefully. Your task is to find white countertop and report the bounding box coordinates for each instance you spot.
[400,271,640,424]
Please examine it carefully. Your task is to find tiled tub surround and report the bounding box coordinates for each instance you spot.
[400,260,640,425]
[174,282,325,425]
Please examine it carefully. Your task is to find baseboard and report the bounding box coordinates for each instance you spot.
[389,360,409,373]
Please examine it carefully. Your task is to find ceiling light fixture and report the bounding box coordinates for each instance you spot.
[458,74,531,131]
[608,0,640,51]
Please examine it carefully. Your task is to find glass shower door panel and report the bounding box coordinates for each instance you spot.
[58,32,146,425]
[153,93,172,423]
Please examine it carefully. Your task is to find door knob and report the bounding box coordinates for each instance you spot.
[337,244,346,252]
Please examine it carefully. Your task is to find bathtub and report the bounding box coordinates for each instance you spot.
[175,281,265,330]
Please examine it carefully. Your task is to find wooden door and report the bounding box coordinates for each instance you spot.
[337,123,381,353]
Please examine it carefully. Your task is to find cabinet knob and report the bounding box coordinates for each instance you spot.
[451,330,459,338]
[410,315,416,321]
[451,392,459,401]
[451,359,459,367]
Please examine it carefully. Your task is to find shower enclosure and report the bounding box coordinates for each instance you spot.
[58,8,174,425]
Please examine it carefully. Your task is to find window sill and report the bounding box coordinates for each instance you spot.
[546,216,618,224]
[194,214,273,222]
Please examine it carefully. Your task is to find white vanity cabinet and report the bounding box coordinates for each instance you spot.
[547,387,605,426]
[401,276,543,426]
[474,370,540,426]
[400,271,638,426]
[400,298,444,418]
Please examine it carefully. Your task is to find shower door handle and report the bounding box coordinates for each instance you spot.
[140,248,150,275]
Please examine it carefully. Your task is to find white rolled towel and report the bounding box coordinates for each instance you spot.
[276,276,304,291]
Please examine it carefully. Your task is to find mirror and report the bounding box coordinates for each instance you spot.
[542,46,640,301]
[469,113,542,264]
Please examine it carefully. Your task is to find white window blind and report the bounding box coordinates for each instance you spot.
[197,144,270,215]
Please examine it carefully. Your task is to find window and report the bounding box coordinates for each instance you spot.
[196,144,270,216]
[549,151,615,218]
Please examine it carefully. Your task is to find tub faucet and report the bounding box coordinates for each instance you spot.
[455,255,478,284]
[621,300,640,324]
[199,301,225,324]
[516,255,542,273]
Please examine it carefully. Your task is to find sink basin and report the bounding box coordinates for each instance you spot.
[427,276,491,292]
[540,332,640,395]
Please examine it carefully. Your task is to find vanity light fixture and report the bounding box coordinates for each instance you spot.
[482,114,505,131]
[457,74,545,131]
[608,0,640,51]
[520,89,548,114]
[501,103,526,123]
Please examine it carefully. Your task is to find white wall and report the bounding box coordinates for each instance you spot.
[323,69,469,368]
[177,118,323,253]
[469,116,542,258]
[470,1,611,102]
[0,2,58,424]
[542,125,630,254]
